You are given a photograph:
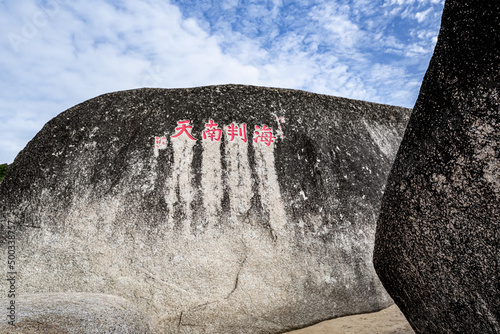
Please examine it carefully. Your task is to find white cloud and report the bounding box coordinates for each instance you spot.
[310,3,361,49]
[415,7,432,22]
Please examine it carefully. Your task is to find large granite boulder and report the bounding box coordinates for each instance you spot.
[0,85,410,333]
[0,293,153,334]
[374,1,499,333]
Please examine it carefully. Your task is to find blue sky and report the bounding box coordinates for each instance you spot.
[0,0,444,164]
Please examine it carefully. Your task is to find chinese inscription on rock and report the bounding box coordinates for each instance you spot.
[155,119,284,153]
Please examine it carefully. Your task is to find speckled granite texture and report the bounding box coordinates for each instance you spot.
[0,85,410,333]
[0,293,153,334]
[374,1,499,333]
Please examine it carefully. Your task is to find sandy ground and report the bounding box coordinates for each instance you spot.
[284,305,415,334]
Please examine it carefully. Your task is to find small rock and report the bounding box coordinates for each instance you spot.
[0,293,153,334]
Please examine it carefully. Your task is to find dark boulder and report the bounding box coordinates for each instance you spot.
[0,85,410,333]
[374,1,499,333]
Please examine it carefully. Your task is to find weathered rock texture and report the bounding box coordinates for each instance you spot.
[374,1,499,333]
[0,293,153,333]
[0,85,410,333]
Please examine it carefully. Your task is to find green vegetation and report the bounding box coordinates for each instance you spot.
[0,164,8,182]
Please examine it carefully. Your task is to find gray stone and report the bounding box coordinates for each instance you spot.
[0,85,410,333]
[374,1,499,333]
[0,293,153,333]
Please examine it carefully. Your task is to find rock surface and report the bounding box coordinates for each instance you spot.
[374,1,499,333]
[0,293,153,334]
[0,85,410,333]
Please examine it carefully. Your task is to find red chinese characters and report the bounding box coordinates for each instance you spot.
[171,120,196,140]
[254,124,276,146]
[202,120,222,141]
[227,123,247,143]
[155,136,167,149]
[159,119,282,148]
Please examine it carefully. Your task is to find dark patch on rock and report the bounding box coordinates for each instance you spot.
[374,1,499,333]
[0,85,409,333]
